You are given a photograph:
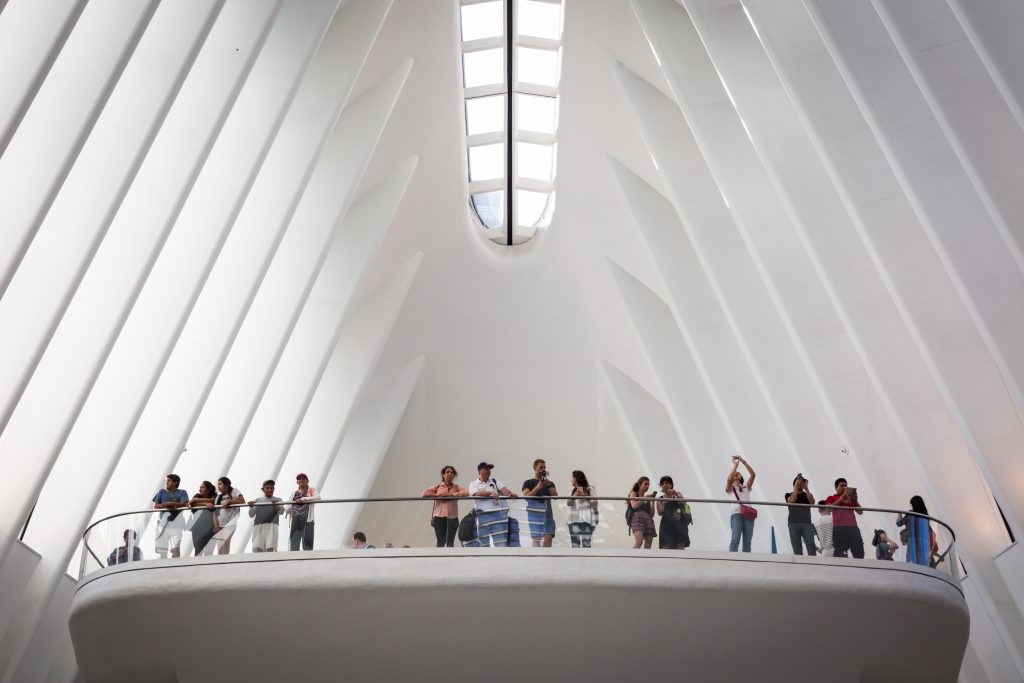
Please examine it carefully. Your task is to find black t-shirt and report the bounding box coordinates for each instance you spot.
[523,478,556,515]
[785,490,812,524]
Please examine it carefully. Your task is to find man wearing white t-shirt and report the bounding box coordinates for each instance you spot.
[468,462,518,547]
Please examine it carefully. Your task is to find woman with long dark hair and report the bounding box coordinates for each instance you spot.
[210,476,244,555]
[567,470,598,548]
[897,495,937,566]
[628,476,657,549]
[187,480,217,555]
[422,465,469,547]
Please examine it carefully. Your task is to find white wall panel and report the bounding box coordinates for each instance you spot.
[681,0,926,508]
[0,0,279,572]
[877,0,1024,260]
[0,0,85,156]
[275,254,423,506]
[174,60,412,492]
[947,0,1024,135]
[743,0,1024,669]
[606,261,735,538]
[212,158,417,503]
[0,0,157,297]
[88,0,392,527]
[0,0,223,437]
[616,62,858,501]
[317,356,425,547]
[16,0,330,578]
[809,0,1024,548]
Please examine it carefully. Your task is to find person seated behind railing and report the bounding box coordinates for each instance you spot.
[872,530,898,561]
[107,529,142,566]
[352,532,375,549]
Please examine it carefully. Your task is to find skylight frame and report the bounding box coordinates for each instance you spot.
[460,0,563,245]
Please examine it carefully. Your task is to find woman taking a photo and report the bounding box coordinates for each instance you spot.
[422,465,469,547]
[628,476,657,549]
[726,455,757,552]
[566,470,598,548]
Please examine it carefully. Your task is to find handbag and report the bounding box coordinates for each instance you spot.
[733,486,757,521]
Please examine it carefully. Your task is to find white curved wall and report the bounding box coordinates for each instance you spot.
[0,0,1022,680]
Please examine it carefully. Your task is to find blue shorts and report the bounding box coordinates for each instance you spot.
[527,505,556,539]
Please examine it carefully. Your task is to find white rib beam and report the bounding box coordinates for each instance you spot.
[204,156,418,500]
[0,0,158,297]
[87,0,393,529]
[174,59,413,490]
[0,0,280,572]
[0,0,86,156]
[274,252,423,499]
[0,0,225,437]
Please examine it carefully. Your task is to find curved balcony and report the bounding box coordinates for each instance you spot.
[70,497,968,683]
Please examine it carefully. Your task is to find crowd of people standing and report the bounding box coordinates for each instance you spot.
[106,457,941,569]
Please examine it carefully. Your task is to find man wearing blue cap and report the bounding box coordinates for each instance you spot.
[468,462,518,547]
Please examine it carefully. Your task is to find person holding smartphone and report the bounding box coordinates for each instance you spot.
[824,478,864,559]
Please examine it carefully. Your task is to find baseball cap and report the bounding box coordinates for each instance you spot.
[476,461,494,470]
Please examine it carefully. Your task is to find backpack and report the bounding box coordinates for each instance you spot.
[624,504,634,533]
[457,512,477,542]
[683,502,694,526]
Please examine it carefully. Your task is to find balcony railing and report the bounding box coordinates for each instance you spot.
[80,496,959,585]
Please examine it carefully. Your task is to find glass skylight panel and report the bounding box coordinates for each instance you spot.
[463,48,504,88]
[516,94,556,134]
[472,191,504,229]
[468,143,504,181]
[517,0,561,40]
[461,1,504,41]
[516,142,553,181]
[517,189,551,227]
[516,47,559,87]
[466,95,505,136]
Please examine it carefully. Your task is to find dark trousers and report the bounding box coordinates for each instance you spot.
[833,525,864,559]
[432,516,458,547]
[290,517,314,551]
[568,522,594,548]
[789,522,816,555]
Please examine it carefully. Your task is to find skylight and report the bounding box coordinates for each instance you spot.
[460,0,564,245]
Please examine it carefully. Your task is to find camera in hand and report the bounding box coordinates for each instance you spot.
[538,469,549,480]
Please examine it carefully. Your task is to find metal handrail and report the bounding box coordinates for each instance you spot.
[83,495,955,542]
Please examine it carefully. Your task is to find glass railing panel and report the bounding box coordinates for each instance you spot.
[81,498,960,588]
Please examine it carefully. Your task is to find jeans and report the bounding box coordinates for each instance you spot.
[729,513,754,552]
[788,522,816,555]
[832,526,864,559]
[432,516,458,547]
[289,517,314,551]
[568,522,594,548]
